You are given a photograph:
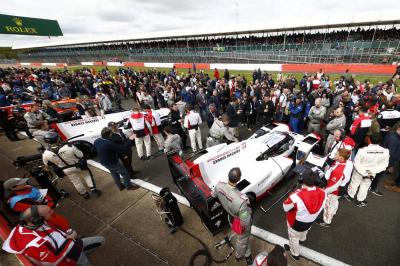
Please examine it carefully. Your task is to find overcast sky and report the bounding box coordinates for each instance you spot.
[1,0,399,48]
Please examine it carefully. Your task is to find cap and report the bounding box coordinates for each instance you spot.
[3,178,29,190]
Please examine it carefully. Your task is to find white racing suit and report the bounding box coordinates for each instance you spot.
[347,144,389,202]
[42,144,95,196]
[323,160,353,224]
[145,109,164,152]
[212,182,252,259]
[283,186,326,257]
[207,119,237,147]
[184,111,203,152]
[130,112,151,158]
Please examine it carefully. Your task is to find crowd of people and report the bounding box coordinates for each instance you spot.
[24,26,400,57]
[1,63,400,265]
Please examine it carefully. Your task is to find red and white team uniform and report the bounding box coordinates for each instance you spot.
[3,224,80,266]
[323,160,353,224]
[184,110,203,152]
[283,186,326,257]
[130,112,151,158]
[145,109,164,151]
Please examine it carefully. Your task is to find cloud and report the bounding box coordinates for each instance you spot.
[0,0,399,48]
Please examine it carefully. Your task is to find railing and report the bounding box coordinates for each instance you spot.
[18,39,400,65]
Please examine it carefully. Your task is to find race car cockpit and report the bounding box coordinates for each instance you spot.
[256,132,295,161]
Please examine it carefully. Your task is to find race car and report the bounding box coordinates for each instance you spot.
[51,108,171,157]
[0,98,91,121]
[167,123,322,234]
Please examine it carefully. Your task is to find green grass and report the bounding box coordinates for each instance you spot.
[53,65,400,89]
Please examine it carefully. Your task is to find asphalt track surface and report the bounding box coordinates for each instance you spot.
[104,120,400,266]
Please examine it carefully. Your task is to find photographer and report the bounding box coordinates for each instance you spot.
[42,132,101,199]
[283,169,326,261]
[2,205,105,266]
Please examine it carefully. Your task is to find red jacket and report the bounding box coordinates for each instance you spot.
[324,160,353,195]
[283,186,326,232]
[2,224,81,266]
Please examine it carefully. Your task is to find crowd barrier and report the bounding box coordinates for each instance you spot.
[16,61,397,75]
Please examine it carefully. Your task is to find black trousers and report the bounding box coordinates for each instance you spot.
[172,126,188,148]
[2,123,20,141]
[370,171,385,191]
[120,152,134,176]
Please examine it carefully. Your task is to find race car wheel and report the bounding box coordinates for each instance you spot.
[246,192,256,208]
[70,140,97,159]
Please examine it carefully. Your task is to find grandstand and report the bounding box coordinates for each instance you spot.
[14,20,400,65]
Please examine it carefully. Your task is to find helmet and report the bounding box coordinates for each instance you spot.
[44,132,59,144]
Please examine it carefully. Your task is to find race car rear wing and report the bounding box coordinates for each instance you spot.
[167,153,229,235]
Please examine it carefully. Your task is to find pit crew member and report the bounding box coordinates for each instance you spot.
[212,167,253,265]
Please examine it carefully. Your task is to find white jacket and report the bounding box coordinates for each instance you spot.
[353,144,389,176]
[184,111,202,129]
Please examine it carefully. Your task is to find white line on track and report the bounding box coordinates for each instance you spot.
[87,159,350,266]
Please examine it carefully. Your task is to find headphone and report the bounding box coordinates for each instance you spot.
[19,205,45,229]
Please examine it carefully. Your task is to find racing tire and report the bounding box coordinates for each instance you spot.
[70,140,97,159]
[245,192,256,208]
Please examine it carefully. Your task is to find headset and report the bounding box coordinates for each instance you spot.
[19,205,45,229]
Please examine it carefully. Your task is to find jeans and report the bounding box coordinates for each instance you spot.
[105,162,132,190]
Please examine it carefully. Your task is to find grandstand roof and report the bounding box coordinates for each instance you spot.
[12,19,400,50]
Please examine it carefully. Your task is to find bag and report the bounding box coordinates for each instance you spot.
[231,217,245,235]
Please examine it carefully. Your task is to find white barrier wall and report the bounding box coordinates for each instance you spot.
[144,62,174,68]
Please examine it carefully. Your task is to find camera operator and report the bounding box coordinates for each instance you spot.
[168,103,188,149]
[317,149,353,228]
[212,167,253,265]
[42,132,101,199]
[283,169,327,261]
[108,121,138,177]
[346,134,389,207]
[2,205,105,266]
[3,177,69,231]
[207,114,238,147]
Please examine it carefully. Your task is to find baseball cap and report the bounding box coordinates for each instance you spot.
[3,178,29,190]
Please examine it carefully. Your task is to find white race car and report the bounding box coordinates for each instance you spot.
[51,108,171,157]
[167,122,322,234]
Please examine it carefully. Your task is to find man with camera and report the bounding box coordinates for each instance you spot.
[42,132,101,199]
[212,167,253,265]
[2,205,105,266]
[283,169,327,261]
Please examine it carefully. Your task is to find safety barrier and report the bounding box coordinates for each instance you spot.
[17,61,397,75]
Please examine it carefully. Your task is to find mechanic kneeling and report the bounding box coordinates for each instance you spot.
[207,114,238,147]
[42,132,101,199]
[2,205,105,266]
[283,169,327,261]
[212,167,253,265]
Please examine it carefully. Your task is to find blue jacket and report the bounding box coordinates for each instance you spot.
[383,132,400,166]
[94,138,132,166]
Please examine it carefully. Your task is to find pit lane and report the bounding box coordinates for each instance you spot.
[99,99,399,266]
